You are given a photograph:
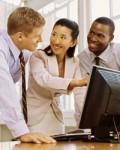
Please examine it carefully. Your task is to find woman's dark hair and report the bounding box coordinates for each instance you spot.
[44,18,79,57]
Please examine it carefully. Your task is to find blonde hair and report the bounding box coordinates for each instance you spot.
[7,7,45,36]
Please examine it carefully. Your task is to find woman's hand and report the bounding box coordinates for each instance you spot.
[81,75,90,86]
[68,76,90,92]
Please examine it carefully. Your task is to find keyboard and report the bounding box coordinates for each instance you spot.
[52,131,91,141]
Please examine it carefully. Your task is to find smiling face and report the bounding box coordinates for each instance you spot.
[87,22,114,56]
[50,25,76,59]
[19,27,43,51]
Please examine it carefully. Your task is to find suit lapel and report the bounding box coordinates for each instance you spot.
[48,55,76,78]
[64,57,75,79]
[48,55,59,76]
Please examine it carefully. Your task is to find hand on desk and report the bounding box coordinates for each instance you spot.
[18,132,56,144]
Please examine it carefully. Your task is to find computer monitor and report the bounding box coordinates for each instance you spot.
[79,65,120,142]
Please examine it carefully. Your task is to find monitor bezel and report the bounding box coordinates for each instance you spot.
[78,65,120,141]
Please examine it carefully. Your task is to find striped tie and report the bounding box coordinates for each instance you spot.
[19,52,28,123]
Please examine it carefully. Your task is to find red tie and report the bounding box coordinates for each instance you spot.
[19,52,28,123]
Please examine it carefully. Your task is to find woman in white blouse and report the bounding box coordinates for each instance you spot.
[26,18,89,136]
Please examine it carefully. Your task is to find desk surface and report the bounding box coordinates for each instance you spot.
[0,141,120,150]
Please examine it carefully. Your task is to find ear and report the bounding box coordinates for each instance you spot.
[70,39,78,47]
[109,34,114,42]
[16,32,25,42]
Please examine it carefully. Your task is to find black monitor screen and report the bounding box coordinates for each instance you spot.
[79,65,120,140]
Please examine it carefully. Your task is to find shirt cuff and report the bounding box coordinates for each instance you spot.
[7,119,30,138]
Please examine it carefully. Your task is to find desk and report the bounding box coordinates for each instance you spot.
[0,141,120,150]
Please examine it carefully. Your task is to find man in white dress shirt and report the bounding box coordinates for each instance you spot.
[0,7,55,143]
[75,17,120,125]
[78,17,120,77]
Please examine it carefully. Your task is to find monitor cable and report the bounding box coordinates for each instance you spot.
[112,116,120,143]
